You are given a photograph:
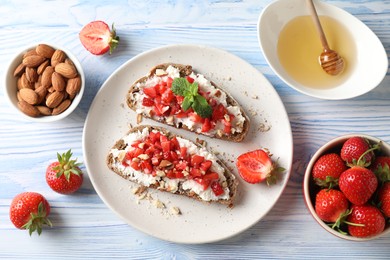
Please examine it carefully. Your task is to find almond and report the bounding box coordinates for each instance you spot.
[36,106,52,116]
[159,160,172,168]
[19,88,39,105]
[66,76,81,97]
[18,100,40,117]
[52,99,71,115]
[22,55,46,68]
[13,63,25,77]
[25,67,38,83]
[46,91,64,108]
[36,44,55,58]
[17,77,23,90]
[20,73,33,89]
[47,86,55,93]
[51,72,66,91]
[51,49,66,67]
[23,49,38,58]
[34,85,47,104]
[41,66,54,88]
[17,91,22,102]
[64,58,75,67]
[55,62,78,79]
[37,59,49,75]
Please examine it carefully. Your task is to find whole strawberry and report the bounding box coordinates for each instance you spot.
[340,136,375,166]
[347,204,385,238]
[370,156,390,183]
[315,189,349,222]
[46,149,83,194]
[312,153,347,188]
[339,166,378,205]
[378,182,390,217]
[10,192,52,235]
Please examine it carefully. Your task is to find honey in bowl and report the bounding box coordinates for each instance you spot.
[277,15,356,89]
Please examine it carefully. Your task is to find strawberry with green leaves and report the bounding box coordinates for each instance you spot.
[315,189,349,223]
[79,21,119,55]
[236,149,284,185]
[340,136,377,167]
[10,192,52,235]
[371,156,390,183]
[378,182,390,217]
[312,153,347,188]
[347,204,385,238]
[46,149,83,194]
[338,166,378,205]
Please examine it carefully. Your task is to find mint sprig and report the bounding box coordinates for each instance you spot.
[171,78,212,118]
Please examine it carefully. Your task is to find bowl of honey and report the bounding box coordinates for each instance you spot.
[257,0,388,100]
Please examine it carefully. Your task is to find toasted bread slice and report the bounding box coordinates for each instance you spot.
[106,125,238,207]
[127,63,250,142]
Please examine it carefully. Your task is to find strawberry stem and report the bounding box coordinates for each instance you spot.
[22,202,52,236]
[352,141,381,167]
[53,149,83,182]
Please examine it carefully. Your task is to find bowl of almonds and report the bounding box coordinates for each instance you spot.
[4,43,85,122]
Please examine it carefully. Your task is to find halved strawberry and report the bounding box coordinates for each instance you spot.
[236,149,279,185]
[79,21,119,55]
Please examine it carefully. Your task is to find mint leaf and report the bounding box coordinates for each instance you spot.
[190,82,199,96]
[193,95,212,118]
[171,77,212,118]
[182,96,193,111]
[171,78,190,96]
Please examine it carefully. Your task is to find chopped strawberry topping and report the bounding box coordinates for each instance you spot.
[211,181,224,196]
[140,76,235,134]
[122,130,224,195]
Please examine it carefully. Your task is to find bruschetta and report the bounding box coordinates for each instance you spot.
[106,125,238,207]
[127,63,250,142]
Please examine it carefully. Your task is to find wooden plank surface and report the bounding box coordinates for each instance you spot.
[0,0,389,259]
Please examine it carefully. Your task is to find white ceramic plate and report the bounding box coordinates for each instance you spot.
[82,44,293,244]
[258,0,388,100]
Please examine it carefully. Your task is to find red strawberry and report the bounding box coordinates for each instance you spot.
[347,204,385,238]
[340,136,375,167]
[236,149,284,185]
[315,189,349,222]
[339,166,378,205]
[378,182,390,217]
[9,192,52,235]
[312,153,347,188]
[46,149,83,194]
[370,156,390,183]
[79,21,119,55]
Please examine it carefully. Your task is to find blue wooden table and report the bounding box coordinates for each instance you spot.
[1,0,389,259]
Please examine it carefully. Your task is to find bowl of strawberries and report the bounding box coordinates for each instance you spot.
[303,134,390,241]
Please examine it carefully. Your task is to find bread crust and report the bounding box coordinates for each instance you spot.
[127,63,250,142]
[106,125,238,207]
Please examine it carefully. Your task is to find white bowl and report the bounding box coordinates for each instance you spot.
[303,134,390,241]
[4,43,85,122]
[258,0,388,100]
